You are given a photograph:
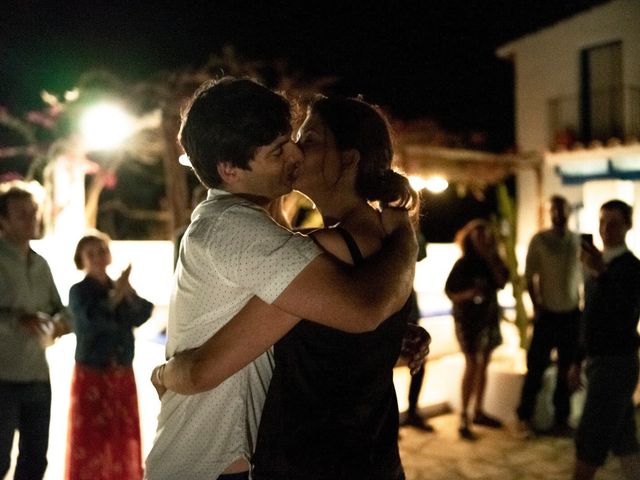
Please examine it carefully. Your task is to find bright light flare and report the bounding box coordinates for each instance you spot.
[408,175,427,192]
[425,175,449,193]
[80,103,135,151]
[408,175,449,193]
[64,89,80,102]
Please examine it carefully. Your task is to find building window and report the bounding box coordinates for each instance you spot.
[580,41,623,142]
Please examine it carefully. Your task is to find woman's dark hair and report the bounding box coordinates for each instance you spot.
[455,219,491,256]
[179,76,291,188]
[308,96,417,210]
[73,230,111,270]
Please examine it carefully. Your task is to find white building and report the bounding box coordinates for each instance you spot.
[497,0,640,251]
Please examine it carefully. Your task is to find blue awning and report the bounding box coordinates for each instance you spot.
[556,154,640,184]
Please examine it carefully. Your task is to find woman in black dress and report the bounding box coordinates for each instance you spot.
[445,219,509,440]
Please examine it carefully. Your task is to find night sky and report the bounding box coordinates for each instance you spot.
[1,0,608,150]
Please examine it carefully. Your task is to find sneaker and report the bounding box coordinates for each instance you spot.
[458,424,478,441]
[473,412,502,428]
[512,420,535,439]
[401,413,435,432]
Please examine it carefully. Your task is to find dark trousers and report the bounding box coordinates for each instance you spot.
[0,381,51,480]
[517,308,580,425]
[407,363,425,414]
[575,355,640,466]
[406,294,425,415]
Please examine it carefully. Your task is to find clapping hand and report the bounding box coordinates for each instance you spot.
[111,264,135,307]
[116,263,133,294]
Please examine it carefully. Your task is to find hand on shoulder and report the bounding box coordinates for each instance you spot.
[380,207,412,236]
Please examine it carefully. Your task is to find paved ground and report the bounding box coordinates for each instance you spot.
[399,413,626,480]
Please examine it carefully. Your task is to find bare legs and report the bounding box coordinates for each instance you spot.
[460,352,479,422]
[474,353,489,418]
[459,350,491,439]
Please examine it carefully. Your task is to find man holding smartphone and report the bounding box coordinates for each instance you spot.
[515,195,582,437]
[580,233,594,248]
[572,199,640,480]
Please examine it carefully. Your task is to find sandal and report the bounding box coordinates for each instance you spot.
[473,412,502,428]
[458,417,478,441]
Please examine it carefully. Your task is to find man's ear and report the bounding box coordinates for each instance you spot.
[217,162,239,184]
[341,149,360,169]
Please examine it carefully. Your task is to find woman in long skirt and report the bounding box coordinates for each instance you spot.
[66,231,153,480]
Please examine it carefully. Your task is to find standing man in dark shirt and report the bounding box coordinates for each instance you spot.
[572,199,640,480]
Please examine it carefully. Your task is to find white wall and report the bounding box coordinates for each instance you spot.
[498,0,640,248]
[501,0,640,151]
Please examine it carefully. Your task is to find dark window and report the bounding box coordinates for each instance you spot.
[580,41,623,142]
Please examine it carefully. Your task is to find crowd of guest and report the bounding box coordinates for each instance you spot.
[0,181,154,480]
[4,175,637,480]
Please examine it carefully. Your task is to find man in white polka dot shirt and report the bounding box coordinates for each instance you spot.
[145,77,417,480]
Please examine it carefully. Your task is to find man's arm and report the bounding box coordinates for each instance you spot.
[152,213,416,397]
[153,297,298,396]
[153,279,429,398]
[0,274,17,325]
[524,239,540,310]
[273,218,417,333]
[44,262,73,337]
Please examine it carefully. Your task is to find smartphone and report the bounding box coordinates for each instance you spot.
[580,233,594,246]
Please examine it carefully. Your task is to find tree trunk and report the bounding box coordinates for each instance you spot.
[496,182,529,349]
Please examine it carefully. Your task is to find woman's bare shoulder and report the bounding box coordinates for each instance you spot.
[309,228,354,265]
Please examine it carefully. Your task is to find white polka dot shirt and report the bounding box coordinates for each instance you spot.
[145,189,322,480]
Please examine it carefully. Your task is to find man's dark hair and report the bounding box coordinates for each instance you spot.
[601,199,633,227]
[179,77,291,188]
[550,194,568,207]
[0,181,35,218]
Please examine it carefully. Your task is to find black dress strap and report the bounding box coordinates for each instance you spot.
[334,226,364,265]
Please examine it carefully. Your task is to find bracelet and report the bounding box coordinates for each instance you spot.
[155,364,166,386]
